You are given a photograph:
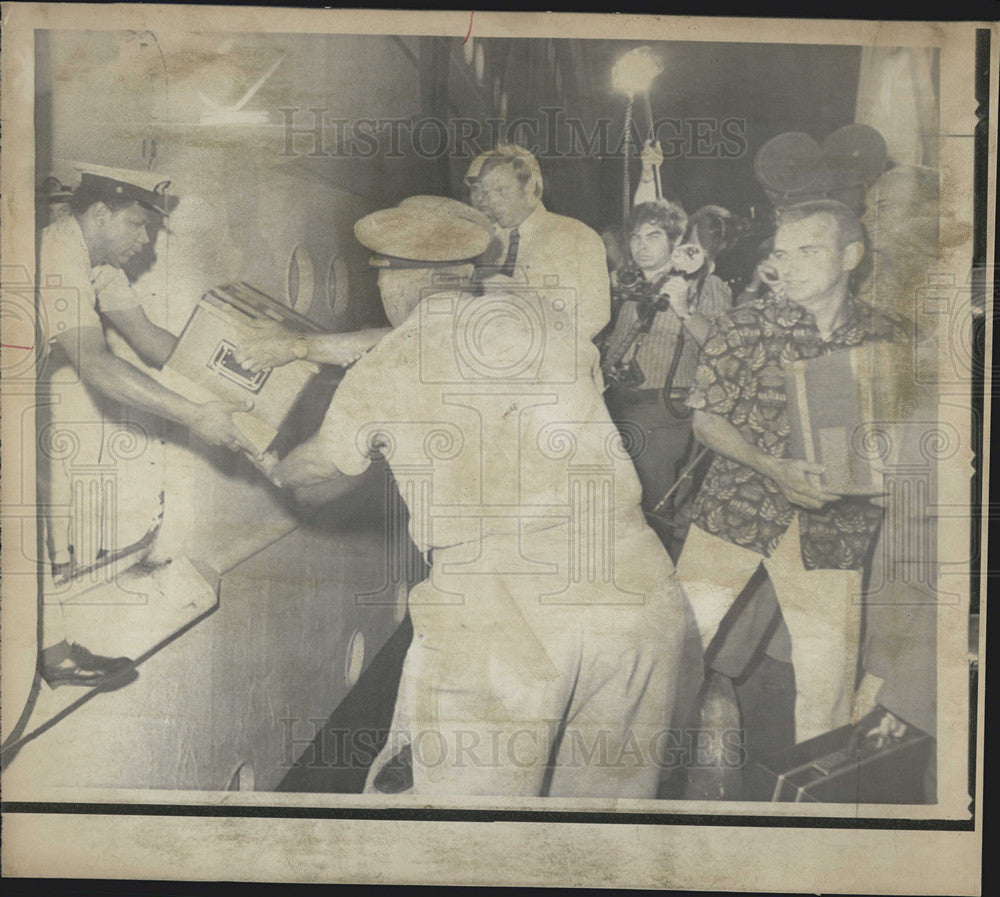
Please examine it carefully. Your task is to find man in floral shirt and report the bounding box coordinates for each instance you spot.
[675,199,904,742]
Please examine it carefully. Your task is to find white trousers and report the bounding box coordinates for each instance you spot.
[676,519,862,743]
[39,376,163,649]
[365,519,685,798]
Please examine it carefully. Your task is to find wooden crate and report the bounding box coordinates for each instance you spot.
[160,282,322,454]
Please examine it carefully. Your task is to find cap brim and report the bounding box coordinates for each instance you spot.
[355,197,492,263]
[369,255,461,269]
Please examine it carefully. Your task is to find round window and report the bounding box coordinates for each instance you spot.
[395,580,409,625]
[345,628,366,687]
[286,245,315,312]
[326,254,350,319]
[474,43,485,85]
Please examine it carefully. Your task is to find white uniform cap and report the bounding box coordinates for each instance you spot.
[354,195,493,266]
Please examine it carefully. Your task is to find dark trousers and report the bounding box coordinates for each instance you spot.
[604,386,695,552]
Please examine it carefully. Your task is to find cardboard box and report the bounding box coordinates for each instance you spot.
[160,282,322,454]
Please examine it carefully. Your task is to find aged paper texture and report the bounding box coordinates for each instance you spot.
[1,4,991,892]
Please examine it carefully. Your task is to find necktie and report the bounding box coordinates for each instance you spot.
[499,227,520,277]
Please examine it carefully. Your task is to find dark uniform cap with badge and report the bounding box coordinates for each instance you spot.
[354,195,493,267]
[75,163,172,216]
[39,175,74,203]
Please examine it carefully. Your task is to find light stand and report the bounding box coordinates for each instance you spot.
[611,45,664,230]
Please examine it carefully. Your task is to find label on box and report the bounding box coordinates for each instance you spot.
[208,339,271,394]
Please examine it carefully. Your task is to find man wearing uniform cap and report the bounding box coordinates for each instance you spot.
[464,145,612,345]
[267,196,685,798]
[37,164,254,688]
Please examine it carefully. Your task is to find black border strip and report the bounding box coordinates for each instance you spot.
[969,28,990,616]
[966,24,991,823]
[0,801,974,829]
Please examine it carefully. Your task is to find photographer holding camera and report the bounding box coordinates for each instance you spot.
[600,191,734,552]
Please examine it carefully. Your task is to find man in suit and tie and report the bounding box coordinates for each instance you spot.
[463,145,611,344]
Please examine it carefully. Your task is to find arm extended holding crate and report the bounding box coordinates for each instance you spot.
[57,326,257,452]
[245,425,357,512]
[231,317,391,374]
[247,437,359,511]
[268,434,348,489]
[102,305,179,369]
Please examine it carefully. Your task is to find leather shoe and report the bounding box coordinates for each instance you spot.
[372,744,414,794]
[40,640,136,689]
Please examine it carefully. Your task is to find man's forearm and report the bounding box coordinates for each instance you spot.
[101,306,178,369]
[138,324,177,369]
[57,328,254,452]
[273,436,349,488]
[303,328,390,366]
[633,170,658,206]
[693,409,840,510]
[122,322,176,369]
[64,330,201,427]
[692,410,780,481]
[81,351,203,427]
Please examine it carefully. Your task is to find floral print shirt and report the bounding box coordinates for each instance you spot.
[687,294,903,570]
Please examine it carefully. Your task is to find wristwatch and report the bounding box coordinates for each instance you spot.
[293,335,309,360]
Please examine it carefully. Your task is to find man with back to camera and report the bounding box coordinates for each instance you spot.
[263,195,686,798]
[674,199,904,744]
[37,165,254,687]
